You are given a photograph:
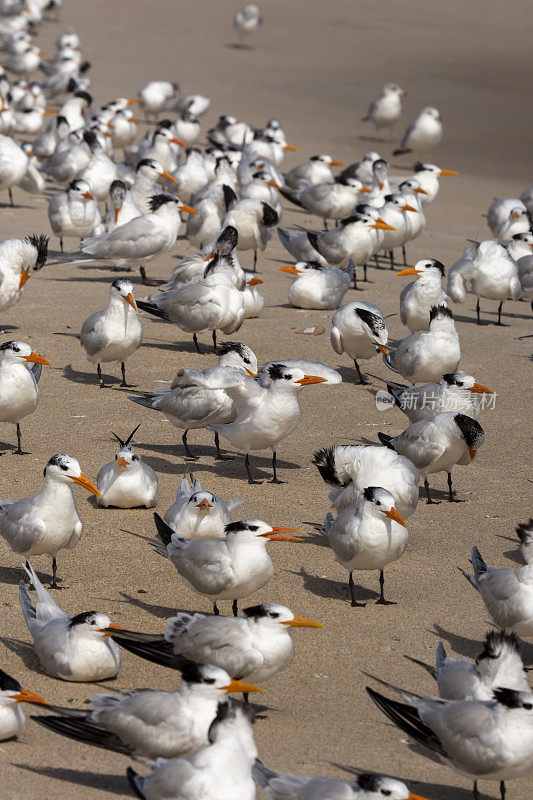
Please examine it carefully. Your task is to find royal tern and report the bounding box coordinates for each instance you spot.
[330,300,388,384]
[375,193,419,268]
[460,537,533,638]
[447,241,521,325]
[80,277,142,387]
[221,198,278,270]
[340,151,381,185]
[186,183,237,249]
[384,305,460,383]
[130,158,178,215]
[397,259,449,331]
[165,225,245,291]
[403,162,458,204]
[3,43,43,76]
[74,141,120,202]
[175,94,210,118]
[487,197,526,236]
[362,83,406,133]
[257,359,341,387]
[313,444,419,518]
[48,178,103,251]
[0,668,47,741]
[19,560,121,680]
[126,698,257,800]
[208,363,328,483]
[378,411,484,503]
[254,761,429,800]
[104,179,141,230]
[279,260,353,309]
[136,126,185,172]
[502,231,533,264]
[410,631,530,701]
[234,4,263,48]
[96,424,158,508]
[387,372,493,423]
[57,89,92,129]
[367,683,533,800]
[0,454,100,587]
[153,513,302,615]
[397,179,427,251]
[0,233,48,315]
[516,518,533,565]
[81,193,196,284]
[111,603,322,694]
[0,340,50,454]
[33,663,259,759]
[280,177,369,229]
[324,487,407,606]
[498,207,531,241]
[393,107,443,160]
[164,474,244,538]
[285,154,344,190]
[239,169,282,217]
[0,131,29,204]
[129,341,257,460]
[138,81,180,121]
[171,111,201,146]
[48,128,100,185]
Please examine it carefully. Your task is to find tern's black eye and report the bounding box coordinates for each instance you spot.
[244,358,251,365]
[60,463,68,471]
[203,678,216,685]
[249,525,259,532]
[269,612,279,619]
[457,381,464,387]
[381,792,392,797]
[284,374,292,381]
[12,344,20,352]
[132,455,138,461]
[524,702,533,710]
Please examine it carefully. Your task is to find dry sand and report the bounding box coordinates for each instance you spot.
[0,1,532,798]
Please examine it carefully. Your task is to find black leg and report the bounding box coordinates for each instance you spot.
[242,692,249,704]
[473,781,480,800]
[496,301,504,325]
[475,298,488,325]
[353,359,369,385]
[402,245,407,266]
[60,236,63,253]
[374,255,379,269]
[253,250,257,272]
[375,569,396,605]
[447,471,463,502]
[120,362,132,388]
[182,430,199,460]
[363,263,368,282]
[14,423,24,455]
[500,780,506,800]
[245,453,261,484]
[213,601,219,616]
[323,219,328,231]
[269,451,284,484]
[140,265,148,284]
[192,333,201,354]
[212,330,217,350]
[8,188,13,206]
[349,571,366,607]
[97,363,105,388]
[424,476,440,504]
[389,250,394,269]
[51,556,59,589]
[214,431,233,460]
[232,599,238,617]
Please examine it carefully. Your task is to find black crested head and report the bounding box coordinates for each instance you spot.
[429,304,453,322]
[516,518,533,545]
[454,413,484,448]
[79,61,91,74]
[304,260,323,271]
[222,184,237,211]
[335,174,350,186]
[477,630,520,664]
[216,225,238,253]
[310,155,321,161]
[136,158,157,172]
[216,341,246,358]
[157,119,172,129]
[180,661,206,685]
[312,446,345,487]
[428,258,445,276]
[340,214,364,226]
[493,687,527,709]
[25,234,49,269]
[66,77,77,93]
[224,520,252,534]
[56,115,68,127]
[74,90,92,105]
[442,373,459,385]
[355,307,386,337]
[373,158,388,170]
[261,202,278,227]
[69,610,98,628]
[413,161,425,172]
[384,193,395,203]
[243,604,269,619]
[45,454,70,476]
[0,341,15,351]
[110,179,127,197]
[148,193,175,213]
[0,668,21,693]
[82,130,100,152]
[68,179,85,192]
[363,486,380,502]
[267,363,286,382]
[357,774,382,792]
[111,277,133,293]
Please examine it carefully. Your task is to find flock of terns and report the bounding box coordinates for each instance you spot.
[0,2,531,800]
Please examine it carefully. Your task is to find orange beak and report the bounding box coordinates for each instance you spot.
[170,137,187,147]
[468,447,477,461]
[245,368,258,376]
[158,170,177,184]
[100,623,127,636]
[127,97,140,105]
[116,457,129,467]
[371,219,396,231]
[196,498,212,510]
[222,679,261,694]
[278,265,300,276]
[107,122,115,130]
[439,169,458,176]
[247,277,264,285]
[13,689,47,705]
[282,616,324,628]
[261,526,304,541]
[180,203,199,215]
[415,186,429,195]
[396,266,421,276]
[408,794,432,800]
[295,375,328,386]
[329,160,344,166]
[23,351,50,365]
[130,116,139,125]
[284,144,299,151]
[204,251,216,261]
[104,131,113,138]
[267,179,281,188]
[402,204,418,213]
[43,109,56,116]
[468,382,493,394]
[359,186,371,193]
[83,191,94,199]
[377,345,389,354]
[382,507,407,527]
[114,208,120,223]
[124,292,137,311]
[69,473,101,497]
[19,267,30,288]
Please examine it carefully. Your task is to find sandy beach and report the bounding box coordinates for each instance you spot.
[0,1,531,798]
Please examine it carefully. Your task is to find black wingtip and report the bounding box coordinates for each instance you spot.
[377,432,393,449]
[126,766,145,800]
[153,512,174,546]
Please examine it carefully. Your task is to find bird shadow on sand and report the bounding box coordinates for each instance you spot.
[1,636,39,671]
[495,533,523,565]
[61,363,123,388]
[50,274,130,285]
[333,762,482,799]
[0,324,18,334]
[12,765,133,796]
[290,566,378,603]
[430,623,482,659]
[0,439,18,455]
[141,337,215,355]
[0,564,34,585]
[301,523,330,549]
[334,365,385,387]
[117,591,193,621]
